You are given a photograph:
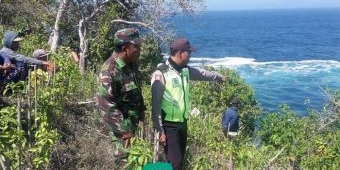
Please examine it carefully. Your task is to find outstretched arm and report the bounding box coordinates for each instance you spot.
[188,66,227,82]
[5,51,55,70]
[7,52,44,65]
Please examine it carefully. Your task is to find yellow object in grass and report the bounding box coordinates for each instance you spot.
[30,69,50,89]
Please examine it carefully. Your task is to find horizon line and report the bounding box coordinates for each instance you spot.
[206,7,340,12]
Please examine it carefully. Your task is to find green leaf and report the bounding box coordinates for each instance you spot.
[138,156,144,165]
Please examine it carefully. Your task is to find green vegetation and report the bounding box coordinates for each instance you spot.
[1,1,340,169]
[1,33,339,169]
[0,42,96,169]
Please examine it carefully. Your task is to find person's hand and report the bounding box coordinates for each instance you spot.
[122,131,133,139]
[159,132,166,146]
[0,64,15,74]
[44,62,55,72]
[70,51,79,63]
[1,64,15,70]
[122,131,133,148]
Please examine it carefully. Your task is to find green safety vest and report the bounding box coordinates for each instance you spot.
[159,62,190,122]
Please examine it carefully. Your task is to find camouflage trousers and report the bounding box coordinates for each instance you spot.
[110,132,129,170]
[101,109,140,169]
[106,119,139,170]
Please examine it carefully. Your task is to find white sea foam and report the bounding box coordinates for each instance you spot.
[189,56,340,73]
[185,56,340,113]
[190,57,256,66]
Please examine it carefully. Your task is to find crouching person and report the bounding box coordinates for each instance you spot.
[222,97,241,137]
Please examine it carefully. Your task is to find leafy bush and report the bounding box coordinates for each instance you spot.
[0,105,27,169]
[0,46,97,169]
[138,37,163,82]
[2,24,339,169]
[184,67,261,169]
[125,137,153,170]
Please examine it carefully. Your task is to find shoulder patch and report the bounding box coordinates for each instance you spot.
[156,63,168,72]
[151,70,163,80]
[155,74,162,81]
[151,70,165,85]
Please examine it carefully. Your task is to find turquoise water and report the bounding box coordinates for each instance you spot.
[171,9,340,113]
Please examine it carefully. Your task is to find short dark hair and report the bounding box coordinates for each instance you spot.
[114,43,129,53]
[170,49,181,56]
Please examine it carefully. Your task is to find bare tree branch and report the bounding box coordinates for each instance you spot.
[114,0,130,12]
[75,0,85,18]
[85,0,113,22]
[266,146,286,168]
[315,87,340,132]
[111,19,166,42]
[319,86,340,107]
[72,0,204,71]
[318,119,336,132]
[111,19,149,27]
[0,154,10,170]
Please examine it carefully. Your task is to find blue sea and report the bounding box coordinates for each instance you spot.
[171,8,340,113]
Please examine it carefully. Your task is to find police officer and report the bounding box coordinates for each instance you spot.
[96,28,145,169]
[151,38,227,170]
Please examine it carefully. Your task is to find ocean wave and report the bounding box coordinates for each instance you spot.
[190,56,340,66]
[189,57,340,73]
[187,56,339,113]
[190,57,256,66]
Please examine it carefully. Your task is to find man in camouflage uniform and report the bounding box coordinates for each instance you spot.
[96,28,145,169]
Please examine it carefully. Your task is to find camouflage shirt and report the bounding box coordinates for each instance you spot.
[97,53,145,135]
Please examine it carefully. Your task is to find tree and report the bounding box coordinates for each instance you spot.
[76,0,114,73]
[64,0,205,72]
[66,0,137,73]
[111,0,206,43]
[0,0,55,31]
[50,0,70,52]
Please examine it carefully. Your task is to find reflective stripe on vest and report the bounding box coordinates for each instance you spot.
[161,64,190,122]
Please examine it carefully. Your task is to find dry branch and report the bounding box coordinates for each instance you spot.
[266,146,286,168]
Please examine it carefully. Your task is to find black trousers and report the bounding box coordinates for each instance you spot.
[164,123,187,170]
[0,61,27,88]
